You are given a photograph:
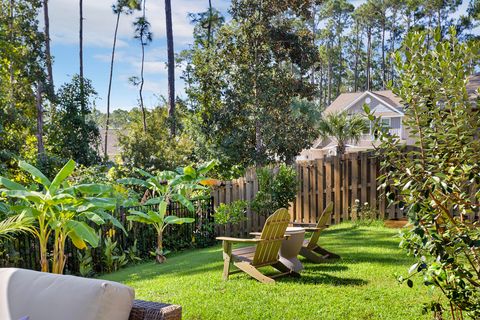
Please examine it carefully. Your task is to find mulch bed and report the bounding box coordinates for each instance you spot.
[384,218,409,229]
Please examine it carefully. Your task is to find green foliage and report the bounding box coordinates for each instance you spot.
[182,0,320,169]
[251,164,297,215]
[368,28,480,319]
[0,0,46,175]
[118,106,194,172]
[47,75,101,166]
[317,111,368,155]
[77,248,94,277]
[0,214,34,240]
[119,161,216,263]
[102,236,128,273]
[213,200,248,225]
[351,200,381,227]
[0,159,124,274]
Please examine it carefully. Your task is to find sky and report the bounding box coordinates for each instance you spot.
[44,0,469,113]
[45,0,231,113]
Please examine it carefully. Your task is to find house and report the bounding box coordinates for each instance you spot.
[298,90,408,160]
[298,73,480,161]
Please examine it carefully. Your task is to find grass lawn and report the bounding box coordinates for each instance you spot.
[103,223,439,320]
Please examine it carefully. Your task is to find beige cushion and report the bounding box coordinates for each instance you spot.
[0,268,134,320]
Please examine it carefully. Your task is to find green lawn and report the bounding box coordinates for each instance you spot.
[103,223,438,320]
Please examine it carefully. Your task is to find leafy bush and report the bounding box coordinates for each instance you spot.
[213,200,248,225]
[367,28,480,319]
[251,164,297,215]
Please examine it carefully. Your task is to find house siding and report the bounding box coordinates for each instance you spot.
[391,117,401,129]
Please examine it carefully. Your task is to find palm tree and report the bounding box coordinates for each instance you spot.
[105,0,141,160]
[317,111,367,155]
[133,0,152,132]
[165,0,175,136]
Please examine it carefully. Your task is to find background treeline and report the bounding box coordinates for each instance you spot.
[1,0,479,183]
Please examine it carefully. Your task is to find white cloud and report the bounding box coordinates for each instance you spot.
[44,0,231,48]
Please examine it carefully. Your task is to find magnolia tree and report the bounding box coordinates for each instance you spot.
[367,28,480,318]
[0,160,125,274]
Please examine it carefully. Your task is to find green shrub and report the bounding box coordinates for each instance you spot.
[213,200,248,225]
[251,164,297,215]
[367,28,480,319]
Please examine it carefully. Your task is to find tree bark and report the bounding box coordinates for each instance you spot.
[139,0,147,132]
[43,0,54,95]
[381,19,386,89]
[366,28,372,91]
[36,82,45,158]
[105,11,121,161]
[79,0,85,114]
[354,23,359,92]
[165,0,176,136]
[207,0,213,48]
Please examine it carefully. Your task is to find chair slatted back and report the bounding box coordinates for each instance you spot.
[307,202,333,249]
[252,208,290,266]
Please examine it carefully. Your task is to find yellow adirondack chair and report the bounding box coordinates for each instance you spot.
[299,202,340,263]
[216,208,295,283]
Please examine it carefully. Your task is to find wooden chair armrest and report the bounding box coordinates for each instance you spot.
[216,236,263,243]
[249,232,291,240]
[129,299,181,320]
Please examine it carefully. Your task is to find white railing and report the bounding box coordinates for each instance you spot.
[361,128,404,140]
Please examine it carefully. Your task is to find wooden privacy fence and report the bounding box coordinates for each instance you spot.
[212,151,404,236]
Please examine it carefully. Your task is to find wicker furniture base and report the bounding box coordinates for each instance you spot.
[129,300,182,320]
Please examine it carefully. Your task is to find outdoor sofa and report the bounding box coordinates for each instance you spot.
[0,268,181,320]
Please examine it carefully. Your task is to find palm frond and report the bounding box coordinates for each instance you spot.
[0,214,34,240]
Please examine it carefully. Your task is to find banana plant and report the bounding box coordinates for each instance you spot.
[119,161,217,263]
[0,160,125,274]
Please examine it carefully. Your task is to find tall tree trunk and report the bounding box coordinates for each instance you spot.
[165,0,176,136]
[139,0,147,132]
[9,0,14,108]
[207,0,213,48]
[354,24,359,92]
[105,11,121,160]
[79,0,85,114]
[36,83,45,159]
[43,0,54,95]
[327,41,332,104]
[366,28,372,91]
[390,9,397,84]
[381,20,386,89]
[310,2,316,85]
[336,37,342,97]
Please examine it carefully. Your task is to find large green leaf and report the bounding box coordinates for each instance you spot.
[134,168,154,179]
[146,210,162,223]
[171,193,194,212]
[127,211,154,224]
[66,220,99,248]
[19,161,51,187]
[83,198,117,210]
[117,178,150,188]
[164,215,194,225]
[49,160,76,193]
[128,210,154,224]
[70,184,112,195]
[144,197,164,205]
[197,160,217,175]
[0,177,26,191]
[3,190,43,203]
